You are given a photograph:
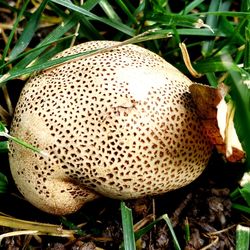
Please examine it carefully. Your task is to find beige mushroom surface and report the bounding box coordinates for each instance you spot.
[9,41,213,215]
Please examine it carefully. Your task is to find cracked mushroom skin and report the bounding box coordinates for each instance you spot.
[9,41,213,215]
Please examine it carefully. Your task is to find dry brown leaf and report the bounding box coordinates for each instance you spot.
[189,83,245,162]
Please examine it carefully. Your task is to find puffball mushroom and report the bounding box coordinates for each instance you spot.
[9,41,213,215]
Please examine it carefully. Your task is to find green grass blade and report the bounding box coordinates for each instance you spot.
[47,1,68,18]
[236,225,250,250]
[194,11,250,18]
[152,28,221,37]
[99,0,121,22]
[51,0,135,36]
[230,187,242,201]
[0,48,99,86]
[0,172,8,193]
[120,201,136,250]
[11,15,80,71]
[148,12,199,27]
[31,41,71,66]
[194,57,240,73]
[134,217,161,240]
[241,0,250,11]
[232,203,250,214]
[206,73,218,87]
[0,141,8,154]
[78,16,104,40]
[184,218,191,243]
[9,0,100,72]
[162,214,181,250]
[82,0,101,10]
[0,0,30,68]
[9,0,50,61]
[115,0,137,24]
[0,34,75,71]
[213,15,245,51]
[201,0,222,56]
[0,121,46,156]
[231,183,250,208]
[134,0,146,17]
[0,122,7,133]
[239,184,250,206]
[244,26,250,72]
[77,0,105,39]
[69,0,103,40]
[182,0,205,14]
[60,217,85,236]
[0,29,170,85]
[0,132,47,156]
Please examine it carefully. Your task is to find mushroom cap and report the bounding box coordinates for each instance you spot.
[9,41,212,215]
